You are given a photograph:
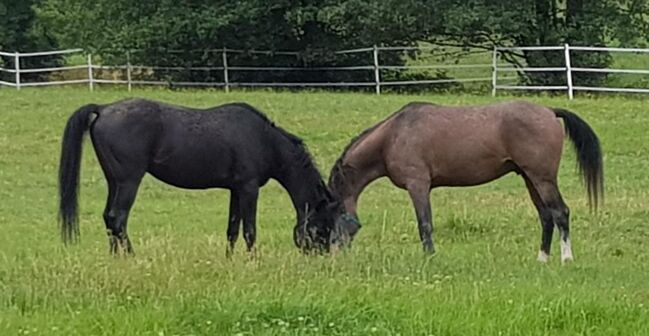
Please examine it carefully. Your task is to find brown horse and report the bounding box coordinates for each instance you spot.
[328,101,603,262]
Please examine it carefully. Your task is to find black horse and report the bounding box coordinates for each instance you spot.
[58,98,345,255]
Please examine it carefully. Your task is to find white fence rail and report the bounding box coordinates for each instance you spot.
[0,46,500,94]
[492,44,649,98]
[1,44,649,98]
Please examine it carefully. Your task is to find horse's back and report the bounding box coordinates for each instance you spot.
[389,100,562,145]
[381,100,565,187]
[89,99,281,188]
[93,98,274,152]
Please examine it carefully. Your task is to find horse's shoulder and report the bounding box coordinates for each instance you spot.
[393,102,441,121]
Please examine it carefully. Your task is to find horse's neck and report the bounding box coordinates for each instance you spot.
[274,160,323,220]
[334,119,391,216]
[344,128,387,183]
[335,153,385,216]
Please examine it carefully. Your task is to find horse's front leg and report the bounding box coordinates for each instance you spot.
[406,181,434,254]
[239,183,260,255]
[225,190,241,258]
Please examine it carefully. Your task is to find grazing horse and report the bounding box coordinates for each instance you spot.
[329,101,603,262]
[58,99,344,255]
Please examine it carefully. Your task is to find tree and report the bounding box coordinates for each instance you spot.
[0,0,59,83]
[415,0,649,86]
[33,0,649,88]
[35,0,431,85]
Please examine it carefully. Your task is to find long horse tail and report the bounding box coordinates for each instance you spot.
[553,108,604,209]
[58,104,100,244]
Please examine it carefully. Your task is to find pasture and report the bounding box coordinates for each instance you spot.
[0,88,648,335]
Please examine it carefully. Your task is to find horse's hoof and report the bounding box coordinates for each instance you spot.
[561,256,574,264]
[246,247,259,260]
[122,244,135,256]
[537,250,549,263]
[560,239,573,264]
[423,246,436,256]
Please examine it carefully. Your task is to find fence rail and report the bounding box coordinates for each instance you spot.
[492,44,649,99]
[1,44,649,98]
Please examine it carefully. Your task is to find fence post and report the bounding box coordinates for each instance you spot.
[373,45,380,95]
[14,52,21,90]
[564,43,573,100]
[222,48,230,93]
[126,51,132,92]
[491,47,498,97]
[87,53,94,92]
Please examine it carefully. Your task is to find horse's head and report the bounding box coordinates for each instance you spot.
[293,184,360,253]
[330,211,361,248]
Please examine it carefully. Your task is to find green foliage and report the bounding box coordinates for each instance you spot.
[0,0,60,82]
[418,0,640,86]
[0,0,52,51]
[19,0,649,87]
[35,0,425,84]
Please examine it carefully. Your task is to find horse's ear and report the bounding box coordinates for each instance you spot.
[315,198,326,211]
[315,194,330,212]
[315,181,341,214]
[321,182,337,202]
[316,196,340,215]
[326,198,341,211]
[317,181,334,201]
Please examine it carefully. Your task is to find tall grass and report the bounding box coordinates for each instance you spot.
[0,88,647,335]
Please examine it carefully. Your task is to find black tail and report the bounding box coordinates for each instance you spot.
[554,108,604,209]
[58,104,99,244]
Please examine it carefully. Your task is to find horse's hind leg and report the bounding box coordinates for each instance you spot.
[524,176,572,263]
[549,190,572,263]
[238,183,260,254]
[523,178,554,262]
[91,121,147,255]
[104,179,143,255]
[406,181,434,254]
[225,190,242,258]
[102,179,117,253]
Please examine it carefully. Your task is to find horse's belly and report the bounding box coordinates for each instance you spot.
[432,157,516,187]
[148,163,232,189]
[146,146,242,189]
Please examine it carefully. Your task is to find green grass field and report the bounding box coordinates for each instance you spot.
[1,88,648,335]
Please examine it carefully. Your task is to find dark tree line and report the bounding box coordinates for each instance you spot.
[0,0,59,83]
[2,0,648,87]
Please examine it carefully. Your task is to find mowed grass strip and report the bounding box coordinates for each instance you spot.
[0,88,647,335]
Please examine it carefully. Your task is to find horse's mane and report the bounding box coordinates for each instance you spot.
[328,102,431,195]
[229,103,303,145]
[231,103,326,188]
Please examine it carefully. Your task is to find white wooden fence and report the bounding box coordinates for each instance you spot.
[1,44,648,99]
[492,44,649,99]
